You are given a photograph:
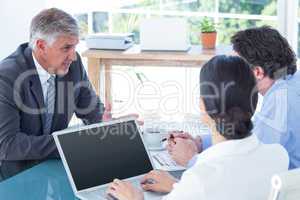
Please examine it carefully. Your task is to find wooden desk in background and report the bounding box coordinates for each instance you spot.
[82,45,232,104]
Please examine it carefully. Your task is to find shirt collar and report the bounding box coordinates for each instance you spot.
[263,74,293,98]
[196,134,260,163]
[32,53,55,85]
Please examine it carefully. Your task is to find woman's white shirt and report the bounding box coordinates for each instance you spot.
[162,134,288,200]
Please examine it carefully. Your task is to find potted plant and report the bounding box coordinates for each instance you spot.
[199,17,217,49]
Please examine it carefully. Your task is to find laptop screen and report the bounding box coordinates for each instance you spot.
[57,120,153,191]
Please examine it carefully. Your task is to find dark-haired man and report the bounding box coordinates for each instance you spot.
[168,26,300,169]
[231,26,300,169]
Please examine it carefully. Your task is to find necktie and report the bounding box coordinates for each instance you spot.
[44,75,56,134]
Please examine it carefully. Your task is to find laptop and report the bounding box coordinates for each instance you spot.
[53,117,162,200]
[140,18,190,51]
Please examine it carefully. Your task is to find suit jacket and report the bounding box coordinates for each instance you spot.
[0,43,104,180]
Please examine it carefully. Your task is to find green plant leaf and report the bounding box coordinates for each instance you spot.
[200,17,216,33]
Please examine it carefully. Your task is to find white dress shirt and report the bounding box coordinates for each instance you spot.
[32,53,55,103]
[163,134,288,200]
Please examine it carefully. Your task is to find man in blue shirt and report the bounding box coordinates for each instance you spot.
[168,26,300,169]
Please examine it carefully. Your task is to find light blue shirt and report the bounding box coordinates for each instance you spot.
[187,134,212,168]
[252,71,300,169]
[189,71,300,169]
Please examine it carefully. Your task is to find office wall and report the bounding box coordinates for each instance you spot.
[0,0,46,60]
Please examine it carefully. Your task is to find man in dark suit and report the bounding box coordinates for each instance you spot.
[0,8,107,180]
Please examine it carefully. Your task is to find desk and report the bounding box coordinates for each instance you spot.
[82,45,232,104]
[0,160,77,200]
[0,160,183,200]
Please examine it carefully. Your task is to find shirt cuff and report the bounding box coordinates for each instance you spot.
[201,134,212,151]
[187,154,198,168]
[187,134,212,168]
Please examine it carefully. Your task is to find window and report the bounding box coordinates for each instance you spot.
[69,0,277,45]
[218,0,277,44]
[93,12,109,33]
[73,13,88,40]
[219,0,276,15]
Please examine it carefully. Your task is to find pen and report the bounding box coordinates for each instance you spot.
[161,134,175,142]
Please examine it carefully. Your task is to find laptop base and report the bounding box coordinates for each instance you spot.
[77,179,163,200]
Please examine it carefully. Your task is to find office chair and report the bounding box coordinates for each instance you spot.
[268,168,300,200]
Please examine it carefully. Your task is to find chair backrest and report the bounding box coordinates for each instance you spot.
[268,168,300,200]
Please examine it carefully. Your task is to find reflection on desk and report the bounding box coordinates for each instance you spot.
[0,160,77,200]
[0,159,184,200]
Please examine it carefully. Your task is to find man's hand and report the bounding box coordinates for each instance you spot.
[168,138,199,167]
[102,103,113,122]
[106,179,144,200]
[141,170,177,193]
[102,103,143,125]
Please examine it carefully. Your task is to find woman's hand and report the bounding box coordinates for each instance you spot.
[106,179,144,200]
[141,170,177,193]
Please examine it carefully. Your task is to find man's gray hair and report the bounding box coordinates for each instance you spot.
[29,8,79,49]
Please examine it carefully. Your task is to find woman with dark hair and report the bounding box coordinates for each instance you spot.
[169,26,300,170]
[105,55,289,200]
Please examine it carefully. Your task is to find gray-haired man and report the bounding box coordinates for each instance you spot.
[0,8,106,180]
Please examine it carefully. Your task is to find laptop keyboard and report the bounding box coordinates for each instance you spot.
[80,181,141,200]
[80,189,108,200]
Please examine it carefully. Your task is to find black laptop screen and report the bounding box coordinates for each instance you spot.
[57,120,153,191]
